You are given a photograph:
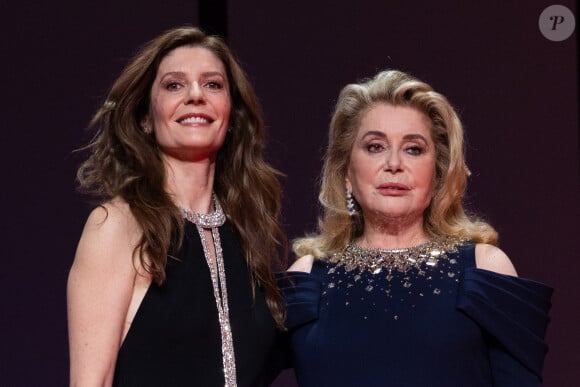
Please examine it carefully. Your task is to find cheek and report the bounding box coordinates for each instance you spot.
[158,99,176,118]
[349,172,373,202]
[420,161,437,198]
[346,162,363,191]
[151,90,182,119]
[221,101,232,123]
[149,98,167,125]
[349,153,372,178]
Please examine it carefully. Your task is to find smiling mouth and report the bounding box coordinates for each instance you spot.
[178,116,213,124]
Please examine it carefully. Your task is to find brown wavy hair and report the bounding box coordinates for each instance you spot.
[77,26,287,327]
[294,69,497,258]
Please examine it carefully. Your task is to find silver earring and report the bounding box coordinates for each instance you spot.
[142,124,152,134]
[346,189,356,216]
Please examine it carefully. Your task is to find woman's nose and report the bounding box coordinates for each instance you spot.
[385,150,402,172]
[187,82,205,104]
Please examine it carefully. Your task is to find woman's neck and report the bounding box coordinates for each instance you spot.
[356,215,428,250]
[163,155,216,214]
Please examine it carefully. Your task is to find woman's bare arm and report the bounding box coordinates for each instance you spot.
[67,201,141,387]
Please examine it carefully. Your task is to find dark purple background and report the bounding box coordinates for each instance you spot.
[0,1,577,386]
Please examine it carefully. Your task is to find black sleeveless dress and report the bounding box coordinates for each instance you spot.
[113,221,282,387]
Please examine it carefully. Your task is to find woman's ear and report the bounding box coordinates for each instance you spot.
[345,175,352,193]
[141,116,152,134]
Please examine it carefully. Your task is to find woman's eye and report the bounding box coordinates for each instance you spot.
[205,80,224,90]
[405,145,424,155]
[366,143,384,153]
[165,81,183,91]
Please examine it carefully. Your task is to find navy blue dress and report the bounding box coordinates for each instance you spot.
[278,243,552,387]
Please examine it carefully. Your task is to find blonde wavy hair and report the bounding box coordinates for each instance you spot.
[294,70,497,258]
[77,26,287,327]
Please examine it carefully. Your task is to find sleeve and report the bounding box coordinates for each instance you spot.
[276,271,322,329]
[456,267,553,386]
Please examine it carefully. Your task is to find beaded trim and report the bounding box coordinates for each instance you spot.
[180,196,237,387]
[329,237,463,276]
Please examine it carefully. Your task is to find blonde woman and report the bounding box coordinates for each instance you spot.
[281,70,552,386]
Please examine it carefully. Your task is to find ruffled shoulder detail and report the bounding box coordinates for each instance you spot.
[276,271,322,329]
[457,268,553,378]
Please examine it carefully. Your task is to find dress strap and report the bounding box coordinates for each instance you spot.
[455,242,476,269]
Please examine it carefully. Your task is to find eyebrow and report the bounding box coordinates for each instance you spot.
[360,131,430,143]
[360,130,386,140]
[402,134,429,143]
[159,70,226,80]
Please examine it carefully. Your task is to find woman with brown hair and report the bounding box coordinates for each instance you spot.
[281,69,552,386]
[67,26,286,386]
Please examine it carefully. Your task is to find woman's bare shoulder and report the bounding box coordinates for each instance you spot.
[474,243,518,277]
[74,198,141,270]
[85,198,134,229]
[288,255,315,273]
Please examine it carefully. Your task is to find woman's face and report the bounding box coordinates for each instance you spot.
[147,45,231,161]
[346,103,436,226]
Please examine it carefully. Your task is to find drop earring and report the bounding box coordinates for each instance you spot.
[346,189,357,216]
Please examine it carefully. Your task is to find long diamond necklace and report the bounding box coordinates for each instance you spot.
[180,195,237,387]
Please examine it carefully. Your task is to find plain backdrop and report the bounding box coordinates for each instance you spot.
[0,1,577,386]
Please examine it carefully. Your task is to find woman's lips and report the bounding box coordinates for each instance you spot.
[377,183,410,196]
[177,113,214,124]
